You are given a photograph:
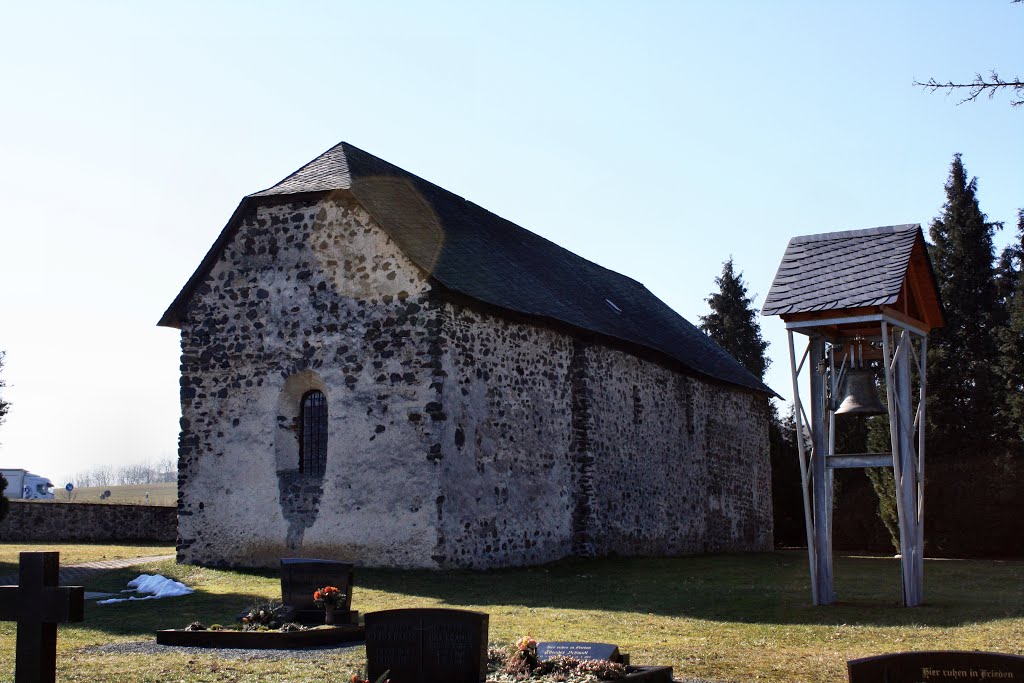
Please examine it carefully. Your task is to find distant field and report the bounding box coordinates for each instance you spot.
[64,482,177,506]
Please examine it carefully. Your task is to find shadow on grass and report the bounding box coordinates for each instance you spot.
[353,550,1024,628]
[66,551,1024,636]
[66,563,281,639]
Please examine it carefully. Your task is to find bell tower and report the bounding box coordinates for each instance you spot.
[763,224,944,606]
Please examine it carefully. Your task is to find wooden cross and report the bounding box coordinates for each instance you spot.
[0,552,84,683]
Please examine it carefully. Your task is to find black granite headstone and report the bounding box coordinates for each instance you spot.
[848,651,1024,683]
[279,558,355,625]
[365,608,489,683]
[537,641,623,663]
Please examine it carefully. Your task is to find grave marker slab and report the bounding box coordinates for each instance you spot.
[365,608,488,683]
[0,552,85,683]
[279,557,355,624]
[537,641,625,663]
[848,651,1024,683]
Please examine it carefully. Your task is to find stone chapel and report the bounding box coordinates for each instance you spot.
[159,142,775,569]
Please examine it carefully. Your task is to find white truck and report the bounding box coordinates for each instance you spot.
[0,468,55,500]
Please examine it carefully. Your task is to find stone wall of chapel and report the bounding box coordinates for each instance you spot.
[426,300,772,569]
[176,195,772,569]
[177,197,446,568]
[432,304,577,568]
[581,344,774,556]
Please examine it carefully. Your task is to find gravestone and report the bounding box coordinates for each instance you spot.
[365,608,489,683]
[279,558,355,625]
[0,552,85,683]
[848,651,1024,683]
[537,641,627,664]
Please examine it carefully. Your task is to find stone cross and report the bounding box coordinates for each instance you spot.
[0,552,85,683]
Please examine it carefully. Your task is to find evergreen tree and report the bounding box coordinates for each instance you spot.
[0,351,9,431]
[700,258,803,547]
[997,209,1024,444]
[0,351,8,522]
[995,214,1022,310]
[865,412,900,552]
[926,154,1003,460]
[769,406,805,546]
[700,258,770,380]
[0,474,7,523]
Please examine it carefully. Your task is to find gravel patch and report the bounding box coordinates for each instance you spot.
[81,639,364,660]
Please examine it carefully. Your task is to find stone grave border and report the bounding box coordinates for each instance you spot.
[611,666,674,682]
[157,557,363,648]
[155,624,363,649]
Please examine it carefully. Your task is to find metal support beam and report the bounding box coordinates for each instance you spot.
[881,323,924,607]
[917,336,928,593]
[809,335,834,604]
[826,453,894,468]
[787,331,818,605]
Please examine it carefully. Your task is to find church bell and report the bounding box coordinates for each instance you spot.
[834,368,887,416]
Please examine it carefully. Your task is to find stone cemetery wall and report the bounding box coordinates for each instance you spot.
[0,500,176,542]
[176,195,773,569]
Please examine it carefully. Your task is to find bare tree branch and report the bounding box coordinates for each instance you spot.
[914,71,1024,107]
[914,0,1022,108]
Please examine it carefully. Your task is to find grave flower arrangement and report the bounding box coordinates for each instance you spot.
[504,635,540,675]
[314,585,346,625]
[313,585,345,608]
[182,600,307,633]
[488,635,628,682]
[240,599,290,631]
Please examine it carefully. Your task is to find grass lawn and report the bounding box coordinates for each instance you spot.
[1,548,1022,682]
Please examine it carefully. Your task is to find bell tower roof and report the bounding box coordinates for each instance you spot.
[762,224,944,337]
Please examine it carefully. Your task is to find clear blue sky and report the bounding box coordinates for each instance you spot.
[1,1,1021,486]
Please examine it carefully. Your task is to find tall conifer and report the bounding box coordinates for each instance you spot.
[701,259,803,546]
[700,258,770,380]
[997,209,1024,443]
[0,351,9,428]
[0,351,9,522]
[926,154,1003,459]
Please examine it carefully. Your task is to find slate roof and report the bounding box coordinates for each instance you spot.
[762,224,930,317]
[161,142,774,396]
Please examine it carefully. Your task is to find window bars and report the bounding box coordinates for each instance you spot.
[300,390,328,476]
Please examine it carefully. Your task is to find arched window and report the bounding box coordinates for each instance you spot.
[300,390,328,475]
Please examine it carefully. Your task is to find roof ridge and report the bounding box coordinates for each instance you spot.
[249,141,352,197]
[789,223,919,245]
[161,140,775,396]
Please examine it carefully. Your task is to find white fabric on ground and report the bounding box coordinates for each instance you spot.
[96,574,193,605]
